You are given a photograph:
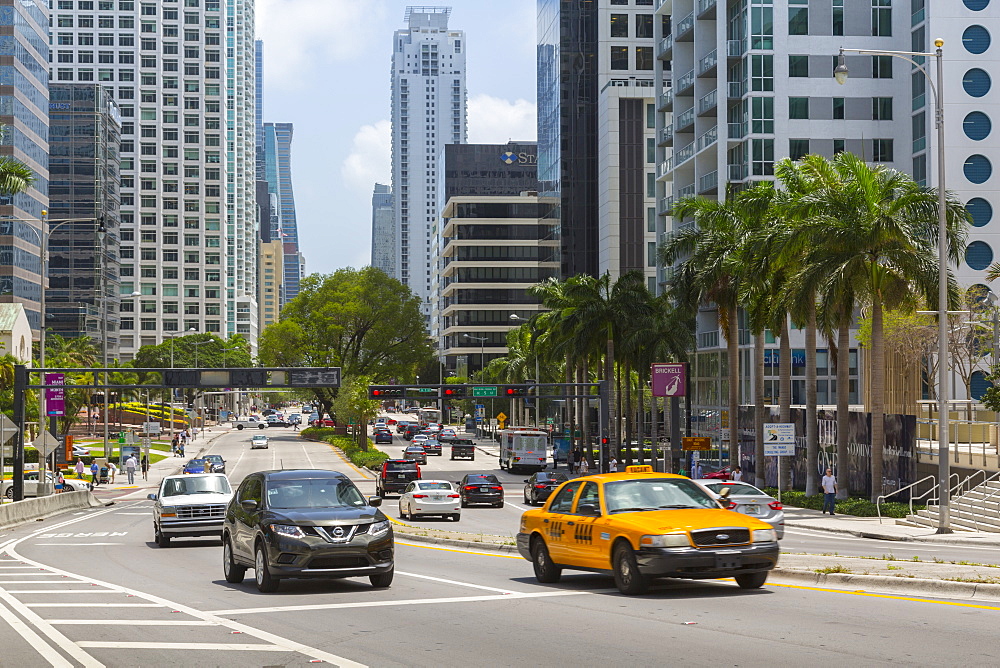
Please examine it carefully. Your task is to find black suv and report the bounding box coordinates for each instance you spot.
[458,474,504,508]
[376,459,421,497]
[222,469,393,593]
[523,471,568,505]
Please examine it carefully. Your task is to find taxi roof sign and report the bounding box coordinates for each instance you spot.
[625,465,654,474]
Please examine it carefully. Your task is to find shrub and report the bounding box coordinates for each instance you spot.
[302,430,389,470]
[762,488,921,518]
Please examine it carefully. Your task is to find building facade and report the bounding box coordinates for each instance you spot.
[371,183,394,275]
[390,6,467,321]
[257,238,283,329]
[262,121,301,304]
[0,0,50,334]
[50,0,257,359]
[48,84,122,355]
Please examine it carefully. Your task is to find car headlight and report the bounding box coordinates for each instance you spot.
[270,524,305,538]
[160,507,177,518]
[753,528,777,543]
[369,520,391,537]
[640,533,689,548]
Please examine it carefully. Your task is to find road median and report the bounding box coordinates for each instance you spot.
[0,490,108,530]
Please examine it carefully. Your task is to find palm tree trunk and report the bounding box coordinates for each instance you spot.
[580,361,590,461]
[805,301,819,496]
[836,318,850,499]
[637,373,646,465]
[615,363,624,465]
[565,359,575,455]
[624,363,634,465]
[871,298,885,503]
[727,306,740,467]
[606,337,616,469]
[754,331,766,488]
[779,317,792,490]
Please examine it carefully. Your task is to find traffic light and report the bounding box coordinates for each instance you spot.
[369,386,403,399]
[601,436,610,446]
[443,386,467,398]
[504,386,526,397]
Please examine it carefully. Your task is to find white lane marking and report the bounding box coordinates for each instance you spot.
[504,500,528,511]
[4,590,116,594]
[0,581,91,585]
[209,590,589,616]
[395,570,516,594]
[77,641,291,652]
[51,619,213,626]
[0,586,104,667]
[28,603,162,608]
[35,543,125,546]
[0,566,40,570]
[113,512,148,516]
[301,439,316,469]
[0,595,73,668]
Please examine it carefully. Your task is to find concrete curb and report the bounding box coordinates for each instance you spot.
[0,490,110,530]
[784,520,1000,547]
[772,567,1000,601]
[393,530,519,554]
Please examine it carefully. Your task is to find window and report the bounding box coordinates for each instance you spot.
[751,54,773,91]
[750,0,773,50]
[610,14,628,37]
[647,242,657,267]
[789,139,809,160]
[832,97,844,120]
[872,97,892,120]
[788,0,808,35]
[872,55,892,78]
[636,14,653,38]
[872,0,891,37]
[610,46,628,70]
[788,55,808,77]
[751,96,774,133]
[752,138,774,176]
[833,0,844,35]
[872,139,893,162]
[636,47,653,70]
[789,97,809,119]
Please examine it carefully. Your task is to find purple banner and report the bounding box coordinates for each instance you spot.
[651,363,686,397]
[45,372,65,416]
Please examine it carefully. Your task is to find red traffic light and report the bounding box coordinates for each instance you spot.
[373,389,383,396]
[504,386,526,397]
[601,437,609,445]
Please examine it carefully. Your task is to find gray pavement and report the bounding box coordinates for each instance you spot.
[782,506,1000,546]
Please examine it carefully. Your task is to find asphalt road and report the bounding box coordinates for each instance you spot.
[0,426,999,665]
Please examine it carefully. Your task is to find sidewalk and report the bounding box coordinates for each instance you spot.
[783,506,1000,546]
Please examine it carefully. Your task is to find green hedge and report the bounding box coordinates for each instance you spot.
[301,429,389,470]
[762,488,922,519]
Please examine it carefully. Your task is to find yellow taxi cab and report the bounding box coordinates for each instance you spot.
[516,465,779,595]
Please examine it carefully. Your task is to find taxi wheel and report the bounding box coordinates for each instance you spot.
[613,543,649,595]
[735,572,768,589]
[531,539,561,583]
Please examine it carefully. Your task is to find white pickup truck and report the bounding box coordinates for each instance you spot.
[231,416,268,430]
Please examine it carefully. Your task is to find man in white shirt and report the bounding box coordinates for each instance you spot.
[692,461,704,479]
[821,468,838,515]
[730,466,743,482]
[608,457,618,473]
[125,455,138,485]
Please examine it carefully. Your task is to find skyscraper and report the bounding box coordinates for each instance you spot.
[262,121,301,303]
[390,6,467,320]
[254,39,265,181]
[50,0,258,358]
[370,183,394,275]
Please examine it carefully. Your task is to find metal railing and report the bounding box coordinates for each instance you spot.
[727,80,745,99]
[659,124,673,145]
[876,474,938,524]
[676,108,695,130]
[698,89,718,114]
[676,69,695,94]
[675,142,695,166]
[698,170,718,192]
[727,38,746,58]
[728,162,748,181]
[658,195,674,214]
[728,121,747,139]
[675,12,694,39]
[677,184,695,198]
[698,49,718,75]
[697,0,717,16]
[696,125,718,151]
[659,89,674,110]
[658,34,674,58]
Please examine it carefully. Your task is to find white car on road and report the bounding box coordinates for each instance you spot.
[398,480,461,521]
[148,473,233,547]
[251,434,269,449]
[2,471,92,498]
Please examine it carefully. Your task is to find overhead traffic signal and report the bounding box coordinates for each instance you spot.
[369,385,404,399]
[504,386,526,397]
[443,385,467,398]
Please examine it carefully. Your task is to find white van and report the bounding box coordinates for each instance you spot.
[498,428,548,473]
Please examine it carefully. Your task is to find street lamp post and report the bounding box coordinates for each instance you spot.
[835,39,951,532]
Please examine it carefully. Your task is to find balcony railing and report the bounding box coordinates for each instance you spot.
[658,34,674,59]
[697,89,718,115]
[658,157,673,178]
[698,49,718,76]
[697,0,717,16]
[698,170,719,193]
[727,39,746,58]
[675,12,695,40]
[658,196,674,214]
[676,69,695,94]
[698,330,720,349]
[659,89,674,111]
[728,162,749,181]
[728,121,747,139]
[677,185,696,199]
[659,124,674,146]
[675,142,695,166]
[675,108,695,131]
[696,125,718,151]
[727,80,745,99]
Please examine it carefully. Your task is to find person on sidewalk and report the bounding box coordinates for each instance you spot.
[731,466,743,482]
[141,454,149,481]
[579,457,589,476]
[608,456,619,473]
[822,468,838,515]
[90,460,100,486]
[107,461,117,484]
[74,458,85,479]
[124,454,138,485]
[692,460,704,479]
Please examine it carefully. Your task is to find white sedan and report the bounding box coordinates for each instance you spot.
[251,434,269,449]
[2,471,92,498]
[398,480,461,521]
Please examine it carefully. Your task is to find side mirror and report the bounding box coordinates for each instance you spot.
[368,496,382,507]
[523,479,530,483]
[240,499,259,511]
[147,493,157,501]
[577,503,601,517]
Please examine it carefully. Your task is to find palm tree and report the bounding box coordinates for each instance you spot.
[794,153,968,501]
[0,152,35,196]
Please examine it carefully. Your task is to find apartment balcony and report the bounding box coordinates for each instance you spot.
[657,157,673,178]
[727,38,747,59]
[698,330,720,349]
[698,170,719,194]
[675,108,695,132]
[727,80,746,99]
[675,142,695,167]
[677,184,695,199]
[728,162,749,182]
[696,125,718,152]
[675,69,695,96]
[659,89,674,112]
[728,121,747,140]
[697,0,717,17]
[697,89,718,116]
[658,123,674,147]
[658,195,675,215]
[675,12,695,41]
[658,34,673,60]
[698,49,718,77]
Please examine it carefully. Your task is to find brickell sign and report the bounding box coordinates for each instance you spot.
[651,363,686,397]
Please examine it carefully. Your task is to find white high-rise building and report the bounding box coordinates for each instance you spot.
[50,0,258,358]
[390,6,467,320]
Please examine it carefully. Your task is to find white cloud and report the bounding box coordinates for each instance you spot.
[341,119,392,193]
[467,94,537,144]
[256,0,388,91]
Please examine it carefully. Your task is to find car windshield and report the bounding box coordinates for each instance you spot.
[704,482,767,496]
[186,459,207,468]
[205,455,222,462]
[266,478,365,509]
[418,482,453,491]
[604,478,719,513]
[467,475,499,484]
[162,476,231,496]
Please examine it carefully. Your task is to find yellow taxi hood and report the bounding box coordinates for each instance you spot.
[609,508,772,533]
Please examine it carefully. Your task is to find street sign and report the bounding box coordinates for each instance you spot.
[651,363,686,397]
[0,413,16,445]
[475,404,485,423]
[682,436,711,451]
[496,412,507,421]
[472,386,498,397]
[44,373,65,416]
[143,422,161,435]
[763,423,796,456]
[489,419,498,426]
[32,430,60,456]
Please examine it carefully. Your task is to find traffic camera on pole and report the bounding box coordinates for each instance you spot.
[369,386,404,399]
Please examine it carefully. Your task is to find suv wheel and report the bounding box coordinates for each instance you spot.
[369,566,394,588]
[154,525,170,548]
[254,542,280,593]
[613,542,649,595]
[223,537,246,583]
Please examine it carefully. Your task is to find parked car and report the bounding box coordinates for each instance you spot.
[696,479,785,539]
[523,471,569,506]
[702,466,731,481]
[376,459,421,497]
[404,445,428,465]
[310,417,336,428]
[222,469,393,592]
[457,474,504,508]
[182,458,211,474]
[203,454,227,474]
[148,473,233,547]
[398,480,461,521]
[2,471,91,499]
[374,430,393,444]
[251,434,269,450]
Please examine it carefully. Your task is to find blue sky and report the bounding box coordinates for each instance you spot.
[257,0,539,275]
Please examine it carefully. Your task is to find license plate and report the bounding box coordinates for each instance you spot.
[715,553,742,569]
[397,474,407,479]
[743,505,760,515]
[430,495,443,500]
[480,487,491,492]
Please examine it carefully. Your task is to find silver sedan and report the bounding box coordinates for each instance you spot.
[696,479,785,539]
[398,480,461,521]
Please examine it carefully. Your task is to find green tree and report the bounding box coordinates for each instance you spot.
[332,376,381,450]
[133,333,252,405]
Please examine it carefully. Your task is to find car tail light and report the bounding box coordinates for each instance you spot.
[464,485,477,491]
[514,457,521,461]
[491,486,503,491]
[768,501,782,510]
[412,494,427,499]
[447,494,460,498]
[535,484,547,489]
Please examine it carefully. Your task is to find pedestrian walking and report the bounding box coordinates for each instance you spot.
[191,426,198,440]
[572,448,582,474]
[821,468,837,515]
[107,461,118,484]
[171,434,179,456]
[731,466,743,482]
[90,460,100,486]
[125,454,138,485]
[692,460,704,479]
[608,456,619,473]
[579,457,590,476]
[74,458,85,479]
[141,455,149,481]
[55,471,65,493]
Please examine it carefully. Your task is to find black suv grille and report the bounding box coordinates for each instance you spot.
[691,528,750,547]
[307,556,370,569]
